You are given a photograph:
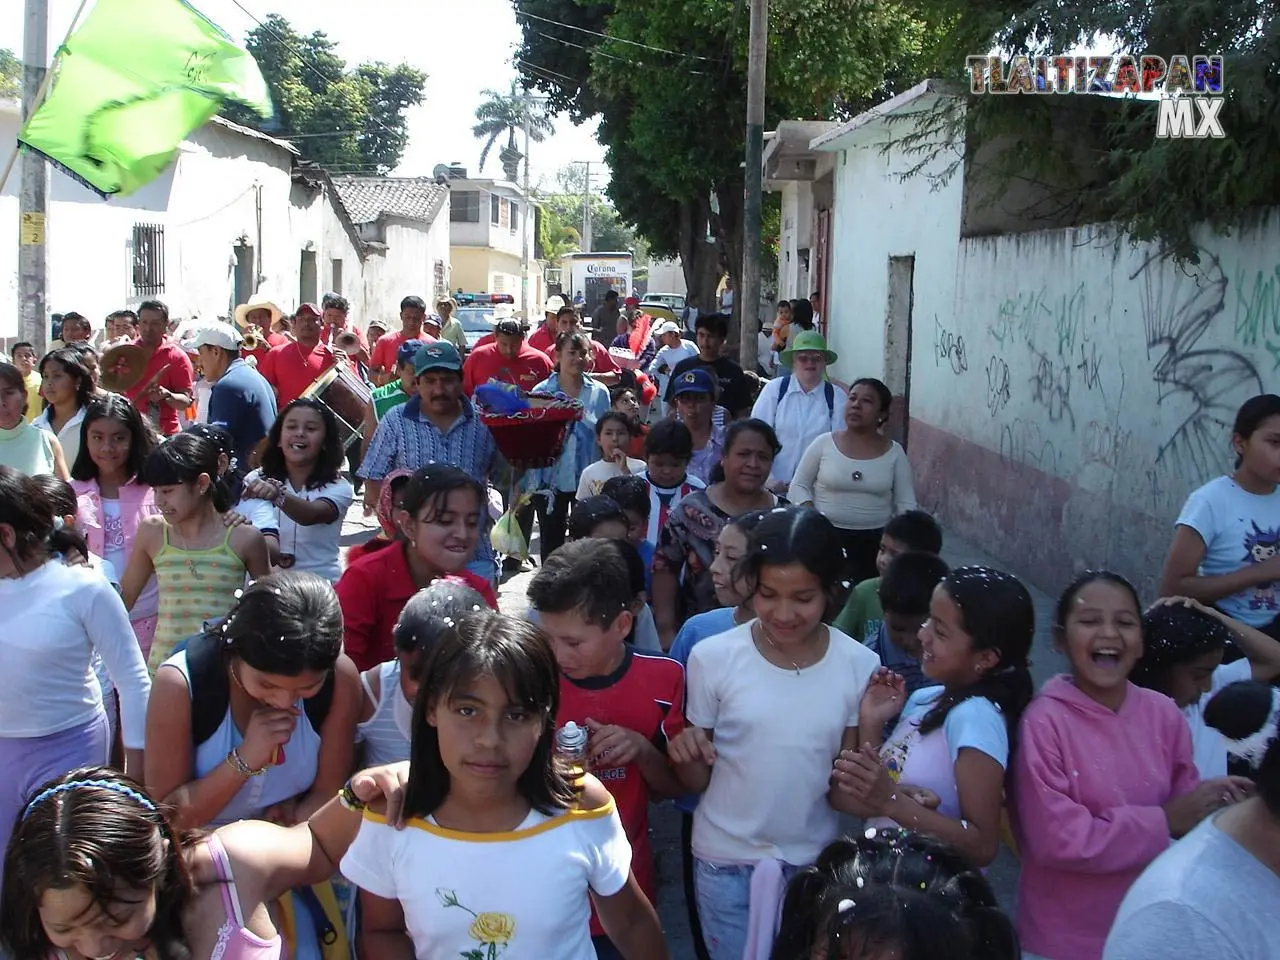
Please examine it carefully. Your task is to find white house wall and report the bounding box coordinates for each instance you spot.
[361,214,452,322]
[826,115,1280,596]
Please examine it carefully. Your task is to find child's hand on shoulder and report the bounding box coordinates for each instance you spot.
[668,727,716,766]
[349,761,412,828]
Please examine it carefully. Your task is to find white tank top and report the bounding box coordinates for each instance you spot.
[356,659,412,766]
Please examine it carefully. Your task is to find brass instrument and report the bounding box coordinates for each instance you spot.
[336,331,361,351]
[241,328,261,352]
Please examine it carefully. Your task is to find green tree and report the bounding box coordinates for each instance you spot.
[472,82,555,181]
[514,0,927,339]
[540,164,638,253]
[0,48,19,100]
[221,14,425,173]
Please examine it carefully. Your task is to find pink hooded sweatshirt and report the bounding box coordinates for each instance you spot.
[1012,674,1199,960]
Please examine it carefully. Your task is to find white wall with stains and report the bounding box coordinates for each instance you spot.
[821,98,1279,594]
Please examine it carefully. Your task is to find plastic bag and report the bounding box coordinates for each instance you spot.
[491,492,534,558]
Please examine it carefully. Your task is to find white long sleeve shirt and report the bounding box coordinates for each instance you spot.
[0,560,151,747]
[750,375,844,484]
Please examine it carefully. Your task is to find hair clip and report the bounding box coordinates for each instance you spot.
[52,516,65,531]
[837,898,856,914]
[24,779,156,819]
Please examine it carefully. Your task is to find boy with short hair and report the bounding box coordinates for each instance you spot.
[600,474,656,585]
[567,494,630,542]
[10,341,40,421]
[528,539,684,957]
[576,411,645,500]
[834,509,943,642]
[639,418,705,548]
[872,551,950,696]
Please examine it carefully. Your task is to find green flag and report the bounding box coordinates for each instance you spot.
[18,0,273,196]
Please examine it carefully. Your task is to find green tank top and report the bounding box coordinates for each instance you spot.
[148,524,246,674]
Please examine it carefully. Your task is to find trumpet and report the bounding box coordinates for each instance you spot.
[336,331,361,351]
[241,328,261,352]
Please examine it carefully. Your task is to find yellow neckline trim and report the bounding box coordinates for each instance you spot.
[362,797,615,842]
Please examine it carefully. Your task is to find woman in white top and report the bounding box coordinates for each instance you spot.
[790,376,917,582]
[32,347,94,468]
[242,398,354,581]
[0,465,151,868]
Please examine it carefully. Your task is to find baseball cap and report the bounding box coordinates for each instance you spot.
[396,340,427,367]
[295,302,321,319]
[672,367,715,397]
[495,319,525,337]
[624,296,640,308]
[543,295,566,314]
[653,320,680,337]
[182,320,242,352]
[413,340,463,374]
[424,312,443,328]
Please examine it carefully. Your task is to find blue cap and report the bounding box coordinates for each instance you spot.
[413,340,463,374]
[672,367,715,397]
[396,340,427,367]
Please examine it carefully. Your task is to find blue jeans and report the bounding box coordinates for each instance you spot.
[694,858,801,960]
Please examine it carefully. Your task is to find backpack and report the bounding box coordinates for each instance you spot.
[184,626,335,746]
[779,374,835,417]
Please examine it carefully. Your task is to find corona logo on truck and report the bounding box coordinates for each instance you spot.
[562,252,634,314]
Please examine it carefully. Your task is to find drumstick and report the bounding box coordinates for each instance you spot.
[137,362,171,396]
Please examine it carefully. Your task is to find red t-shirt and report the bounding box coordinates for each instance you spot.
[334,540,498,671]
[557,648,685,933]
[371,330,436,374]
[258,340,336,408]
[528,326,621,377]
[123,338,195,436]
[462,342,554,395]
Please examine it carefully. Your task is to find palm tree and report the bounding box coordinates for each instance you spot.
[472,82,554,181]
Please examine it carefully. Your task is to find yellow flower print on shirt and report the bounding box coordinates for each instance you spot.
[437,888,516,959]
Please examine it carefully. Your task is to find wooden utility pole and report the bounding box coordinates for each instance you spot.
[739,0,768,372]
[19,0,49,353]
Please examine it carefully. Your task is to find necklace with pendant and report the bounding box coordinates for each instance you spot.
[755,622,802,675]
[171,523,204,580]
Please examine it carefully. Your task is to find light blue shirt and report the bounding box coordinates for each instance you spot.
[523,374,611,493]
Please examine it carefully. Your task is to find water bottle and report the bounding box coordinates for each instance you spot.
[555,721,588,789]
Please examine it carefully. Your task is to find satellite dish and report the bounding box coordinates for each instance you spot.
[432,164,451,185]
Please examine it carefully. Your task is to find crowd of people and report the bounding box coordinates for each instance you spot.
[0,289,1278,960]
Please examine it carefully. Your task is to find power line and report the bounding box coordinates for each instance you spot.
[514,7,722,62]
[533,30,715,75]
[515,58,581,86]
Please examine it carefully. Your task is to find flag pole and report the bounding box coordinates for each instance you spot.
[0,0,92,195]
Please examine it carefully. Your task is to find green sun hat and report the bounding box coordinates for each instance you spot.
[779,329,838,367]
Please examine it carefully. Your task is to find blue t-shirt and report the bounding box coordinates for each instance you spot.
[1176,475,1280,627]
[207,359,278,474]
[637,539,655,596]
[668,606,739,814]
[866,622,926,696]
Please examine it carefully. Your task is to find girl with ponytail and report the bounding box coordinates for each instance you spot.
[1104,680,1280,957]
[120,432,270,674]
[832,565,1035,869]
[0,466,151,871]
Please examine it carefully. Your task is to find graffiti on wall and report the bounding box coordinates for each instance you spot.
[933,314,969,374]
[985,355,1011,416]
[1133,247,1263,504]
[1233,264,1280,370]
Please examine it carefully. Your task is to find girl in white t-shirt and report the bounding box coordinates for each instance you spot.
[832,566,1036,869]
[1134,597,1280,778]
[667,506,880,960]
[242,398,354,582]
[341,609,667,960]
[1161,393,1280,631]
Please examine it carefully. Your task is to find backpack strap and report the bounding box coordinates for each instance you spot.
[779,374,791,405]
[186,628,232,747]
[824,380,835,417]
[304,671,336,732]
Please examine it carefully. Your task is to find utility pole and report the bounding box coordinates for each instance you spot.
[581,161,592,252]
[20,0,49,353]
[739,0,768,372]
[520,89,532,324]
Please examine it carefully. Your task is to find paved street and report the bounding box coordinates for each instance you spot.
[340,506,1057,953]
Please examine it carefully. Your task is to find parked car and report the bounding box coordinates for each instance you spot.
[638,302,679,326]
[453,307,499,350]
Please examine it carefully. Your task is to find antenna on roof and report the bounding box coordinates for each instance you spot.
[432,164,452,186]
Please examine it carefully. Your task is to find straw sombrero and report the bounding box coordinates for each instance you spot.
[233,295,282,330]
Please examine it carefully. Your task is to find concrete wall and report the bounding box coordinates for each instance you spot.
[777,180,814,301]
[824,106,1280,599]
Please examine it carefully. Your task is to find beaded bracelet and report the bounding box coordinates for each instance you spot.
[338,780,367,813]
[225,747,269,778]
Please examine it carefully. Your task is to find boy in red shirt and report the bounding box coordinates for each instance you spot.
[527,538,684,958]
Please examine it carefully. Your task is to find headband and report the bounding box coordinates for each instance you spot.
[1226,686,1280,768]
[24,779,157,819]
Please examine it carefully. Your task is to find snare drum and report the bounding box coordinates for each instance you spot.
[301,364,372,450]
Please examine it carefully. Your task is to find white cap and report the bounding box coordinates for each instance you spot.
[653,320,681,337]
[543,295,566,314]
[181,320,243,352]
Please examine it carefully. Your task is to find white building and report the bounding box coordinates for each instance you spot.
[764,120,836,307]
[0,101,385,341]
[810,78,1280,597]
[330,175,452,323]
[445,171,542,315]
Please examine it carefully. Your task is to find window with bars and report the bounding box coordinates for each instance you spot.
[491,193,501,225]
[131,223,165,295]
[450,191,480,222]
